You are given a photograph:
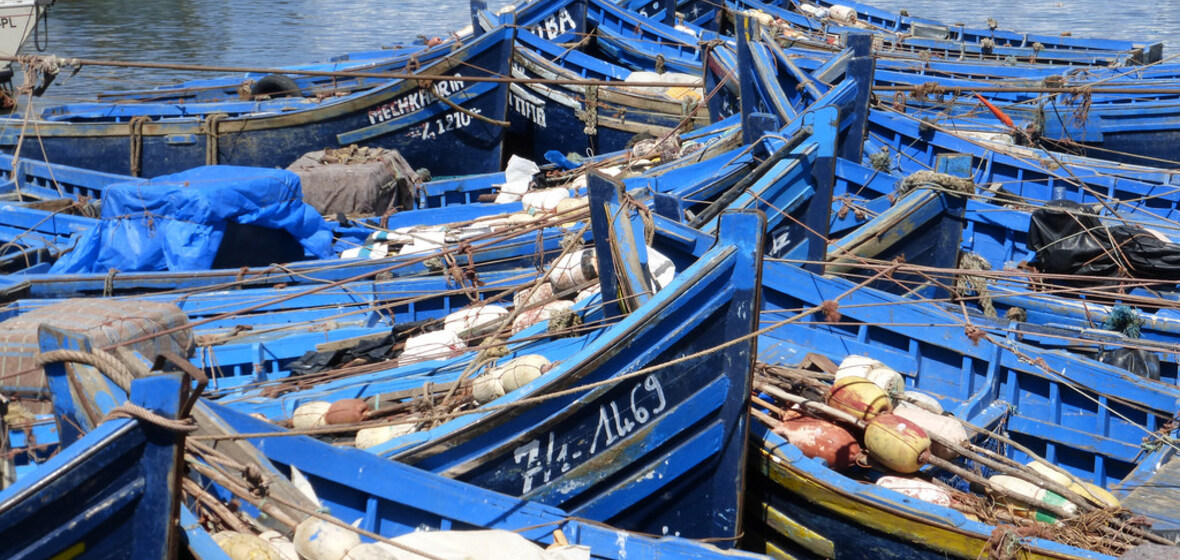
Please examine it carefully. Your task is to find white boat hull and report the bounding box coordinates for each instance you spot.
[0,0,47,59]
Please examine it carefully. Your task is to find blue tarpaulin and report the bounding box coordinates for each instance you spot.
[50,166,334,273]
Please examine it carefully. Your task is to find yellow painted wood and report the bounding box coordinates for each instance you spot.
[765,540,802,560]
[760,502,835,558]
[753,447,1082,560]
[49,543,85,560]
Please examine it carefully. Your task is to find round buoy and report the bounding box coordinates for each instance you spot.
[864,413,930,474]
[294,518,361,560]
[355,423,416,449]
[1026,460,1073,487]
[258,531,299,560]
[1069,481,1120,508]
[773,410,863,470]
[324,399,369,425]
[826,376,893,422]
[212,531,283,560]
[989,474,1078,522]
[892,405,967,460]
[897,391,943,414]
[835,355,905,396]
[291,401,332,430]
[876,476,952,507]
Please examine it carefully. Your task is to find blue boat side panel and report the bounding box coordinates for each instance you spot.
[0,372,185,560]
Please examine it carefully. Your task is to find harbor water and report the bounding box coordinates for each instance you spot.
[26,0,1180,102]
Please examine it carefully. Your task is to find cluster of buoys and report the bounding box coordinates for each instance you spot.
[472,354,553,404]
[772,355,1122,521]
[776,356,957,475]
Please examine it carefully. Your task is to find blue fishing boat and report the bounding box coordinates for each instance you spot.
[0,25,516,179]
[474,7,710,161]
[864,109,1180,216]
[793,0,1164,62]
[626,0,1149,66]
[217,204,766,542]
[188,399,772,560]
[745,256,1180,559]
[0,329,196,559]
[680,23,1180,557]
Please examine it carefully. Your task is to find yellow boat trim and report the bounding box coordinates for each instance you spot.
[759,501,835,558]
[756,446,1084,560]
[50,542,85,560]
[765,540,802,560]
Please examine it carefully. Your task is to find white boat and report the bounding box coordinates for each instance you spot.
[0,0,51,59]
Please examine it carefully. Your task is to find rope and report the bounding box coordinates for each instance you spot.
[620,191,655,246]
[897,170,976,197]
[128,115,150,177]
[102,267,119,297]
[34,348,135,392]
[582,85,598,135]
[104,402,197,433]
[203,112,227,166]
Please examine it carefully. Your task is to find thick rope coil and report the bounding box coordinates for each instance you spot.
[620,191,655,246]
[582,85,599,135]
[911,81,945,101]
[104,402,197,433]
[127,115,151,177]
[203,112,228,166]
[35,348,135,392]
[237,79,254,100]
[868,147,892,172]
[891,91,907,112]
[37,348,198,433]
[987,526,1025,560]
[957,252,997,319]
[897,170,976,197]
[102,267,119,297]
[16,54,81,96]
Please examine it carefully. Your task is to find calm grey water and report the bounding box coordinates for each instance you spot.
[21,0,1180,102]
[861,0,1177,53]
[26,0,474,101]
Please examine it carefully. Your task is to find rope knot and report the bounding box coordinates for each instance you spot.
[820,300,841,323]
[964,324,986,345]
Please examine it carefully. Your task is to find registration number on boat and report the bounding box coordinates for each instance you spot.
[415,109,479,140]
[512,374,667,494]
[368,76,467,125]
[531,8,577,41]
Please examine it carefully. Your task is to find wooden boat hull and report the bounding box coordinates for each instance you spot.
[0,27,515,179]
[505,36,707,160]
[0,344,189,560]
[745,422,1107,560]
[383,208,765,542]
[201,400,770,560]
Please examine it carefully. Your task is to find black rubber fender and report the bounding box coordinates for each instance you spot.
[249,74,303,99]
